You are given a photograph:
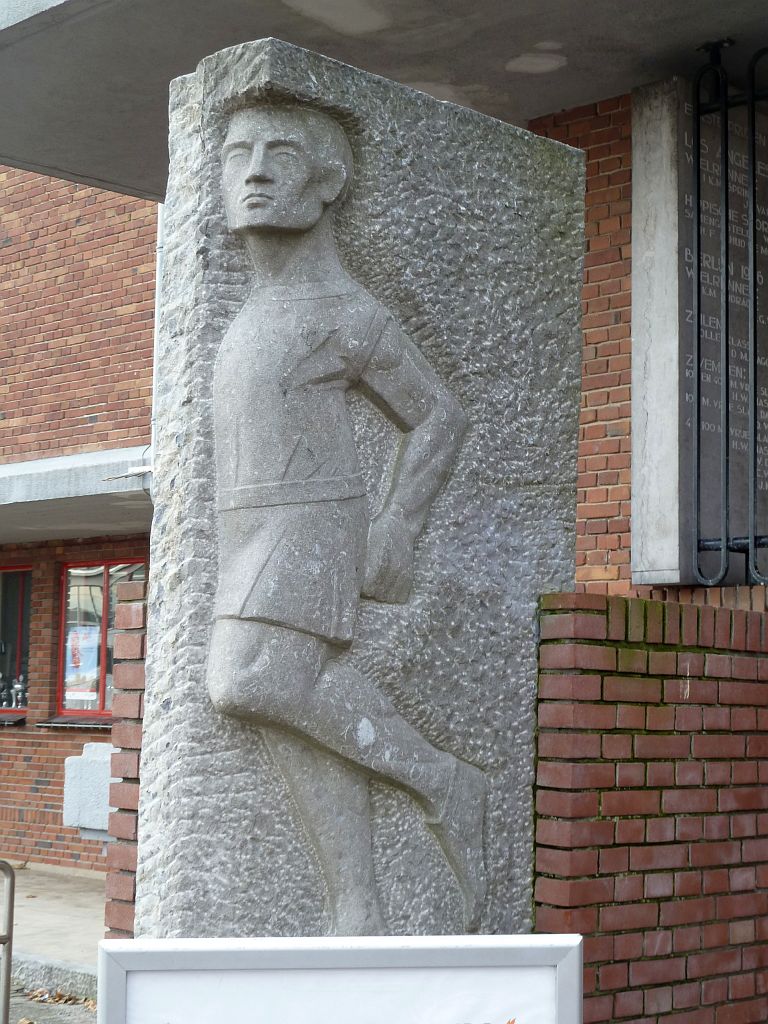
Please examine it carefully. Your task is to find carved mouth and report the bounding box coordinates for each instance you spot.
[243,192,272,204]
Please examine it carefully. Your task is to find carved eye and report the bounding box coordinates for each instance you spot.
[270,147,299,161]
[224,146,250,165]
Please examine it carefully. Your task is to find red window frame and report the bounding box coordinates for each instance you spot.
[57,559,145,719]
[0,564,32,716]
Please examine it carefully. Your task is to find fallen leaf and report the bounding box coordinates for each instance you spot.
[25,989,95,1011]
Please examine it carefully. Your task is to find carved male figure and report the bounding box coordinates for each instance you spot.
[207,103,486,931]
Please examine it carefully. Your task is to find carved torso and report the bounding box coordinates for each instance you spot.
[214,277,388,511]
[212,275,388,644]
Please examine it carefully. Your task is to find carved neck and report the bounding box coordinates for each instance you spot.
[241,215,344,288]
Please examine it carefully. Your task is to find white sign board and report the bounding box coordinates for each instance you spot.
[98,936,582,1024]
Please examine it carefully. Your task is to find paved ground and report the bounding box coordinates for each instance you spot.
[12,864,105,967]
[3,864,104,1018]
[9,987,95,1024]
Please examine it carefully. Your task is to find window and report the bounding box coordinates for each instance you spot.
[0,567,32,713]
[58,561,146,717]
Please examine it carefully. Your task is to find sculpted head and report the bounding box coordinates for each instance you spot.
[221,105,353,234]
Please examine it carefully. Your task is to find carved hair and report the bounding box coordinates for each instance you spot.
[299,105,354,204]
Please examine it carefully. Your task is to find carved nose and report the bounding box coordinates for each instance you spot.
[246,166,271,183]
[245,150,272,183]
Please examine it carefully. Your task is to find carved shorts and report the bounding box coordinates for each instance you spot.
[213,497,368,646]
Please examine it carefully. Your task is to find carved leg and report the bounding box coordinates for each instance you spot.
[312,659,488,930]
[208,618,487,928]
[260,727,386,935]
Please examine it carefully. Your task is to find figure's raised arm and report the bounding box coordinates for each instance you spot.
[359,316,467,603]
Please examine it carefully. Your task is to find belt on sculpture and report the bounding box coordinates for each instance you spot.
[218,474,367,510]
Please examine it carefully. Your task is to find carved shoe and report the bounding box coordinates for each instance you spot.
[427,758,488,931]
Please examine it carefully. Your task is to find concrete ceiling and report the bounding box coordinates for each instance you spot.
[0,0,766,200]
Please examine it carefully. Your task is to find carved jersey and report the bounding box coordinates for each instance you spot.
[212,276,391,644]
[214,277,390,509]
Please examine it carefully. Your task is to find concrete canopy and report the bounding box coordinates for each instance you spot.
[0,448,152,543]
[0,0,766,201]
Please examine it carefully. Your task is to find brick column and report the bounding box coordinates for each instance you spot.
[104,580,146,939]
[537,592,768,1024]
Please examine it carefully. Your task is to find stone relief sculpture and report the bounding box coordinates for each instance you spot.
[205,103,488,933]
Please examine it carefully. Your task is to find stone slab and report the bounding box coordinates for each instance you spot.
[63,743,115,834]
[632,78,686,584]
[136,37,583,938]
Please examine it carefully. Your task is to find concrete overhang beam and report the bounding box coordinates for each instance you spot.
[0,0,765,200]
[0,447,152,543]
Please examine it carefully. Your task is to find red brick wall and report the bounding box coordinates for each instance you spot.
[0,727,112,870]
[105,580,146,938]
[529,98,632,593]
[0,535,148,870]
[529,100,768,613]
[0,166,156,466]
[537,592,768,1023]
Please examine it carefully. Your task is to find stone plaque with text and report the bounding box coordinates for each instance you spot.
[632,78,768,585]
[679,96,768,581]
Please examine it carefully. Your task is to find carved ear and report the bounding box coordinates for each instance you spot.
[319,161,348,206]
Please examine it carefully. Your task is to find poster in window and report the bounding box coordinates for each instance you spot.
[64,624,101,704]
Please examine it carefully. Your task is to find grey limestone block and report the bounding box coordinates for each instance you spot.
[62,741,115,833]
[136,37,584,938]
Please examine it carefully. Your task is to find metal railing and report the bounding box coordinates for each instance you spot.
[0,861,14,1024]
[692,43,768,583]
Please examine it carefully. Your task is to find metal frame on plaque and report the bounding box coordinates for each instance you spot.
[98,935,583,1024]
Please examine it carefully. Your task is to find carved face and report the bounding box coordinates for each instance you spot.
[221,106,350,233]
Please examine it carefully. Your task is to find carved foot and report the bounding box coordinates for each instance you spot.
[428,759,488,931]
[331,896,387,936]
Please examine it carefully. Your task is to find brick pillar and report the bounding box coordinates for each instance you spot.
[536,592,768,1024]
[104,580,146,939]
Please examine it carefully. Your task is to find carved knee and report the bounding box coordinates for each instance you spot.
[205,620,264,721]
[206,625,250,719]
[206,621,319,725]
[246,656,309,724]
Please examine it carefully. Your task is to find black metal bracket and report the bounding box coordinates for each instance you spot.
[696,38,735,64]
[692,45,768,584]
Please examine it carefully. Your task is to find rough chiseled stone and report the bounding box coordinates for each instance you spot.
[136,37,584,938]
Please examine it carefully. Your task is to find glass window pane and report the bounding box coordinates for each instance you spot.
[0,570,32,710]
[105,563,146,710]
[63,567,104,712]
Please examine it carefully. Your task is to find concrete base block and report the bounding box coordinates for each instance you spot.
[12,953,97,1001]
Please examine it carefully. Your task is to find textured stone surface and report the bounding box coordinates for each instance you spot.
[136,37,583,938]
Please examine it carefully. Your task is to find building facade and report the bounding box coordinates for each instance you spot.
[3,60,768,1024]
[0,165,155,870]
